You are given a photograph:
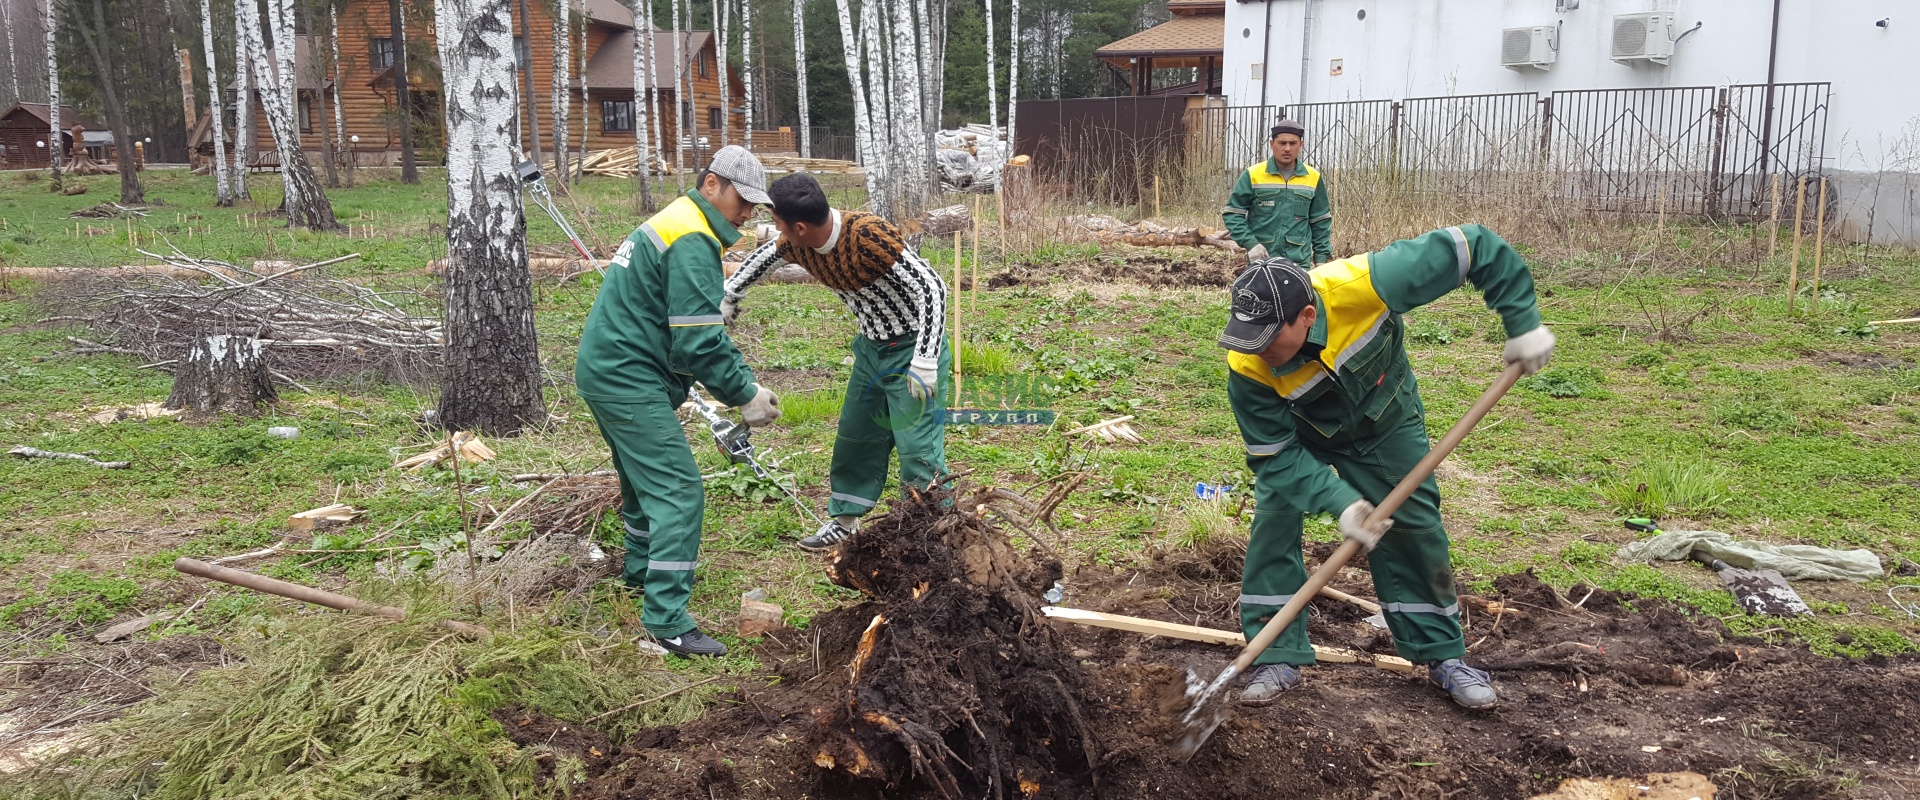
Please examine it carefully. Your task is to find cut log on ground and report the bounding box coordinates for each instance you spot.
[394,432,497,470]
[163,335,277,418]
[173,557,490,638]
[9,445,132,469]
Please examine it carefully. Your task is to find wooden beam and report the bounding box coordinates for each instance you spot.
[1040,606,1416,673]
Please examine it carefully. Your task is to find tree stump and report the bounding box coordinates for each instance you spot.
[164,335,277,418]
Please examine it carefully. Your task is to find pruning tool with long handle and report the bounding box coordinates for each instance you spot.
[685,386,822,527]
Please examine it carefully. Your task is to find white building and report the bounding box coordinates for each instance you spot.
[1220,0,1918,243]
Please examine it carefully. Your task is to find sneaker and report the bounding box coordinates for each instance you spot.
[798,518,857,552]
[1428,658,1498,709]
[1238,663,1303,707]
[656,627,729,657]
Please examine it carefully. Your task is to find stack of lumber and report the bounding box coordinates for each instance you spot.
[758,155,863,175]
[574,147,674,178]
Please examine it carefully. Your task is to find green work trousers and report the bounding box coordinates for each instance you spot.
[1241,408,1464,666]
[585,396,706,639]
[826,333,951,518]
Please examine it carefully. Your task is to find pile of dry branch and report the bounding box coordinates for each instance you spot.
[43,247,443,384]
[1067,214,1237,250]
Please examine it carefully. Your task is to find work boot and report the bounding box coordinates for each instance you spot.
[798,517,858,552]
[1238,663,1303,707]
[656,627,729,657]
[1428,658,1498,709]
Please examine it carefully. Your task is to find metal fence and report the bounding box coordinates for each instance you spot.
[1186,83,1831,220]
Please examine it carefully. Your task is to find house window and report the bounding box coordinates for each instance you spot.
[515,35,529,72]
[699,49,711,78]
[298,92,314,133]
[708,107,721,130]
[602,100,634,132]
[370,37,395,70]
[681,101,694,130]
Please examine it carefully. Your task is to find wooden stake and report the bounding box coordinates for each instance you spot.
[1766,173,1782,263]
[1787,177,1807,312]
[1153,173,1161,219]
[996,187,1007,273]
[1810,176,1829,315]
[1655,184,1668,244]
[952,230,964,407]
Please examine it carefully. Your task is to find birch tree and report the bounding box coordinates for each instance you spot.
[669,0,686,182]
[238,0,341,230]
[643,0,663,195]
[551,0,571,178]
[232,8,251,200]
[887,0,928,212]
[4,0,19,106]
[713,0,728,145]
[629,0,654,209]
[791,0,808,156]
[198,0,233,205]
[433,0,545,436]
[740,0,753,148]
[331,5,345,151]
[983,0,997,133]
[44,0,60,186]
[1007,0,1019,151]
[859,0,891,214]
[576,9,587,174]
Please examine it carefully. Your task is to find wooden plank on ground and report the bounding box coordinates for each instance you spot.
[1040,606,1416,673]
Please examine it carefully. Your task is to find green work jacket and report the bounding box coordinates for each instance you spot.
[576,190,759,408]
[1223,157,1332,266]
[1225,225,1542,516]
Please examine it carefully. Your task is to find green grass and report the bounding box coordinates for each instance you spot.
[4,171,1920,793]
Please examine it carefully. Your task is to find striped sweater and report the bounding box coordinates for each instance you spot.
[725,210,949,368]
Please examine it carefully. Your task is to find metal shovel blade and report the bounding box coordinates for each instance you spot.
[1172,664,1239,761]
[1716,565,1813,617]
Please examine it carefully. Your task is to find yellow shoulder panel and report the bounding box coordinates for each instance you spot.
[639,196,718,253]
[1310,254,1391,369]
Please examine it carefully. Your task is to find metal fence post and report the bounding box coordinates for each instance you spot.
[1387,101,1402,173]
[1706,87,1729,220]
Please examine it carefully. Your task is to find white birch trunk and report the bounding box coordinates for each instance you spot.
[912,0,932,133]
[577,9,588,167]
[792,0,809,156]
[859,0,892,215]
[830,0,867,171]
[272,0,295,113]
[741,0,754,149]
[432,0,545,436]
[714,0,728,145]
[888,0,925,212]
[1007,0,1019,152]
[983,0,998,133]
[331,6,345,146]
[4,0,19,105]
[240,0,338,229]
[670,0,687,181]
[644,0,663,187]
[199,0,233,205]
[551,0,571,175]
[630,0,653,204]
[44,0,59,177]
[232,2,251,200]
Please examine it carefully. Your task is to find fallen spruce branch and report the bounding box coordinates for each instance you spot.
[9,445,130,469]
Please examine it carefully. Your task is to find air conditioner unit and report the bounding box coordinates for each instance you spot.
[1611,11,1675,64]
[1501,26,1556,70]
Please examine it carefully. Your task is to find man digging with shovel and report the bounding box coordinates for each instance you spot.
[1221,225,1555,708]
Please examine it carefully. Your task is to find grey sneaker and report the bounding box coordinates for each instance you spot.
[1428,658,1498,709]
[1238,663,1303,707]
[656,627,729,657]
[798,518,856,552]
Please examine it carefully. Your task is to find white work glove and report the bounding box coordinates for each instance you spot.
[739,383,781,427]
[906,356,940,400]
[1503,325,1556,376]
[1339,500,1393,551]
[720,293,743,326]
[1246,243,1269,263]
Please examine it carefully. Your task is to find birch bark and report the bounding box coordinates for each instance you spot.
[433,0,545,436]
[199,0,233,205]
[44,0,60,182]
[791,0,808,156]
[630,0,654,208]
[551,0,571,177]
[239,0,340,229]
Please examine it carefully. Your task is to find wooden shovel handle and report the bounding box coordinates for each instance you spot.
[1227,364,1524,677]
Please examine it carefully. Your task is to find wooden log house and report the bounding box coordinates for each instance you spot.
[220,0,782,169]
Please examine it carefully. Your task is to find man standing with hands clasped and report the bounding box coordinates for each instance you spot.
[1220,225,1556,708]
[723,172,950,552]
[575,146,781,657]
[1224,118,1333,267]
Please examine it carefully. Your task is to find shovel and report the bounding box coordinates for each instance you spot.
[1624,519,1812,617]
[1174,364,1525,760]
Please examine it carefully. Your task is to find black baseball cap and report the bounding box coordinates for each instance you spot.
[1270,118,1305,139]
[1219,258,1314,354]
